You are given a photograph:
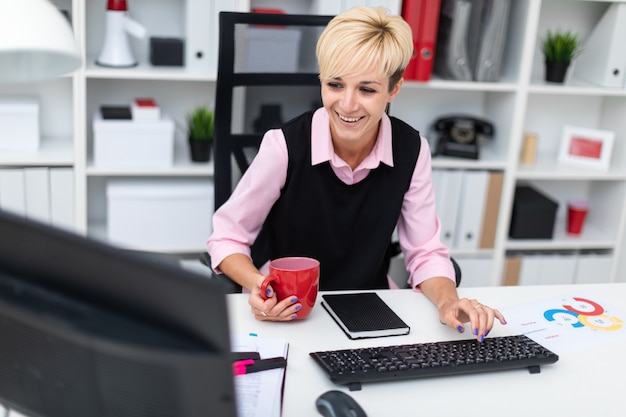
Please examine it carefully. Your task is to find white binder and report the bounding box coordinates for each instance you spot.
[574,252,613,284]
[453,256,493,287]
[539,253,577,285]
[49,168,75,231]
[518,253,577,286]
[455,170,489,250]
[185,0,212,73]
[24,167,51,224]
[573,3,626,88]
[517,253,543,286]
[0,168,26,216]
[186,0,245,74]
[437,170,464,248]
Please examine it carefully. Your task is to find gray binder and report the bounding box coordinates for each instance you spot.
[434,0,473,81]
[434,0,511,82]
[474,0,511,82]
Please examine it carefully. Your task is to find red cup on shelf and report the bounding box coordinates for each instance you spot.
[567,199,589,236]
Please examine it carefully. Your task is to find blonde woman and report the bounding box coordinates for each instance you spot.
[208,6,505,341]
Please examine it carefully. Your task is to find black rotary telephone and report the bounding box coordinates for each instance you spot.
[431,115,495,160]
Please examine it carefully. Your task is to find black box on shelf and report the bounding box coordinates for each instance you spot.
[509,185,559,239]
[150,37,184,67]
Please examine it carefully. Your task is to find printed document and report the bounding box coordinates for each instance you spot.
[499,294,626,354]
[231,334,289,417]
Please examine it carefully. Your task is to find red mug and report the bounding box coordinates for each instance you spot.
[260,257,320,319]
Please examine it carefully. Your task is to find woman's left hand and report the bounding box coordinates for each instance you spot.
[438,298,507,342]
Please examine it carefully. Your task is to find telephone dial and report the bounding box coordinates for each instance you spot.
[431,115,495,160]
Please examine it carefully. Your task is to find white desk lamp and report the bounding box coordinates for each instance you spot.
[0,0,81,83]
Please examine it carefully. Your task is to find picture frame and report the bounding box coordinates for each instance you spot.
[558,125,615,171]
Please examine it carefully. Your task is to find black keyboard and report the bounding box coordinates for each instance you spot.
[309,335,558,390]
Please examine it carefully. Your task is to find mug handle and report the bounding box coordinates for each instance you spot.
[260,275,279,300]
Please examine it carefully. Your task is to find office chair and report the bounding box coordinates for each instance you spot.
[212,11,333,208]
[201,12,330,293]
[202,11,461,292]
[384,242,462,288]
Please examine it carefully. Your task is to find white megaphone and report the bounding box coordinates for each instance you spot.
[96,0,146,68]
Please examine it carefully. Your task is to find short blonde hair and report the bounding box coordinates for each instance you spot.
[316,6,413,91]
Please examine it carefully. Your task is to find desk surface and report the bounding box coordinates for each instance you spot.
[227,283,626,417]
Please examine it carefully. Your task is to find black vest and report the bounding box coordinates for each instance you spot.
[251,111,421,290]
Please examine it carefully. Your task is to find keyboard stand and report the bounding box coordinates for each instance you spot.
[528,365,541,374]
[347,364,542,391]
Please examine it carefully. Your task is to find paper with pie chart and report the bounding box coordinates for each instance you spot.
[498,294,625,354]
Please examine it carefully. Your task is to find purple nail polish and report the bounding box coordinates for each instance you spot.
[290,297,298,303]
[457,325,464,333]
[479,335,484,343]
[295,305,302,311]
[290,314,297,319]
[265,288,272,297]
[484,330,490,337]
[473,328,478,336]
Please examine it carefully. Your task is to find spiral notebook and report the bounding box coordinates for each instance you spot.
[321,292,410,339]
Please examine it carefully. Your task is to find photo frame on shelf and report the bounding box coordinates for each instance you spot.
[558,125,615,171]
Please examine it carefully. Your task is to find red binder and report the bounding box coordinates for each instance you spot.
[401,0,423,80]
[402,0,442,81]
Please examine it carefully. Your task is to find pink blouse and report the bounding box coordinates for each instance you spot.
[207,108,455,289]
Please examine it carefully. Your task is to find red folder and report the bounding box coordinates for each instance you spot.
[402,0,442,81]
[401,0,423,80]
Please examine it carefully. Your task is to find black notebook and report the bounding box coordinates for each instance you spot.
[321,293,410,339]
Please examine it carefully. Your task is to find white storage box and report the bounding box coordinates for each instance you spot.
[107,179,214,251]
[93,112,174,168]
[244,27,301,72]
[0,96,40,151]
[131,98,161,121]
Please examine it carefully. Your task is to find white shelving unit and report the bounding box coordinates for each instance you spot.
[79,0,246,251]
[1,0,625,284]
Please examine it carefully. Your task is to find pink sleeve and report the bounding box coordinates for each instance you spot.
[397,138,456,289]
[206,129,288,272]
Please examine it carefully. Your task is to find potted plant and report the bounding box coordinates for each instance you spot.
[540,29,582,83]
[186,105,214,162]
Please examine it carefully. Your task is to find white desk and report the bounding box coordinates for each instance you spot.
[228,283,626,417]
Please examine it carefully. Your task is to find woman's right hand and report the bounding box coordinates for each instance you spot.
[248,275,302,321]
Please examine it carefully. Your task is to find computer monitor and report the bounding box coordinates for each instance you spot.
[0,209,238,417]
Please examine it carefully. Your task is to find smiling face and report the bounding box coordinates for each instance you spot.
[321,69,402,148]
[315,7,413,157]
